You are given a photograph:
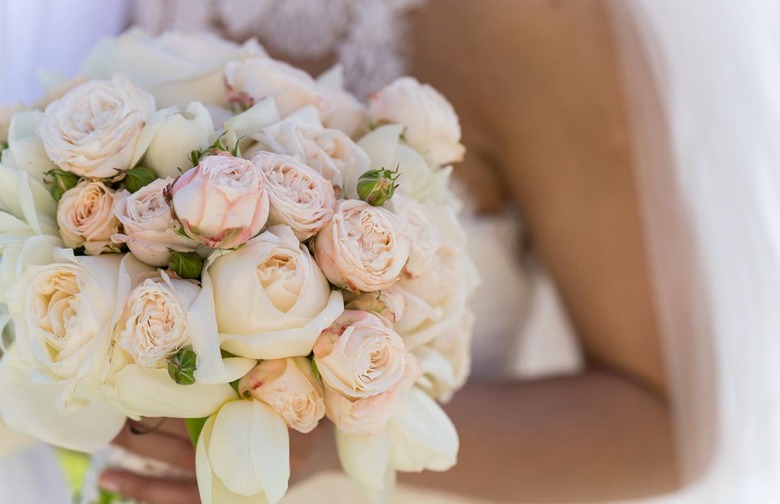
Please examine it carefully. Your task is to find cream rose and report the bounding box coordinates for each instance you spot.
[368,77,465,167]
[253,152,336,241]
[82,29,265,108]
[224,58,366,136]
[38,75,155,178]
[314,200,410,293]
[324,355,420,435]
[238,357,325,433]
[57,181,122,255]
[248,106,370,189]
[344,285,407,325]
[169,152,270,249]
[206,225,343,360]
[112,178,198,267]
[389,194,441,278]
[135,102,216,179]
[313,310,406,399]
[356,125,457,207]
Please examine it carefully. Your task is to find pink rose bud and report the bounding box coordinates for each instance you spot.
[168,152,269,249]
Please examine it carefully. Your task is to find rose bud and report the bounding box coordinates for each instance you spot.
[313,310,406,399]
[238,357,325,433]
[169,152,269,249]
[57,180,122,255]
[356,167,399,206]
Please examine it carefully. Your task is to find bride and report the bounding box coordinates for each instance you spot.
[2,0,780,502]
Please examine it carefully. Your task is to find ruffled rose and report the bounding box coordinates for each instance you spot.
[57,181,122,255]
[169,152,269,249]
[389,194,441,278]
[414,311,475,402]
[253,151,336,241]
[324,355,420,435]
[368,77,465,166]
[344,286,406,325]
[313,310,406,399]
[238,357,325,433]
[81,29,265,108]
[205,225,343,360]
[314,200,410,293]
[38,75,155,178]
[224,58,366,136]
[248,106,370,189]
[112,178,198,267]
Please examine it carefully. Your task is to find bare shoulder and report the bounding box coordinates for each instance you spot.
[413,0,669,394]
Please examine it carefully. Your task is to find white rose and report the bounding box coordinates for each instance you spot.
[314,200,410,292]
[238,357,325,433]
[38,75,155,179]
[1,110,56,182]
[389,194,441,278]
[206,225,344,360]
[112,178,198,267]
[324,355,420,435]
[8,249,153,405]
[57,181,122,255]
[343,285,407,325]
[368,77,465,166]
[196,400,289,504]
[313,310,406,399]
[356,125,458,207]
[253,151,336,241]
[134,102,216,179]
[225,58,366,136]
[0,163,60,305]
[82,29,265,108]
[106,271,245,419]
[248,106,370,189]
[169,152,270,249]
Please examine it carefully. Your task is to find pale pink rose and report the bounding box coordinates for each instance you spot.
[169,152,269,249]
[324,355,421,435]
[57,181,122,255]
[343,285,407,325]
[253,152,336,241]
[314,200,410,292]
[238,357,325,433]
[38,75,155,178]
[112,178,198,266]
[389,194,441,278]
[313,310,406,399]
[224,58,366,136]
[368,77,465,167]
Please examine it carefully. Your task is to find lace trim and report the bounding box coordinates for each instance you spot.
[132,0,427,97]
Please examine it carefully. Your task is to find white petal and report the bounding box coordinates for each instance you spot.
[387,387,459,472]
[208,400,289,503]
[109,364,237,418]
[0,348,125,453]
[335,429,390,494]
[224,98,281,138]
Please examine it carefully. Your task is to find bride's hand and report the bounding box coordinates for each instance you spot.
[99,418,327,503]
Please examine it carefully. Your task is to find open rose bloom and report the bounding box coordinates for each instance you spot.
[0,29,477,504]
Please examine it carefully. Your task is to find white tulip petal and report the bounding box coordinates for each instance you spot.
[357,125,403,172]
[336,429,391,494]
[224,98,281,138]
[110,365,237,419]
[0,349,125,453]
[387,387,459,472]
[208,400,289,503]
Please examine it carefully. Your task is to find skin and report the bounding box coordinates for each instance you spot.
[104,0,681,501]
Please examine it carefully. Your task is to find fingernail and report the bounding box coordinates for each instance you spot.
[98,474,120,493]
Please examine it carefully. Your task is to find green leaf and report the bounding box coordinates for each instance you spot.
[185,417,209,447]
[124,166,158,193]
[168,250,203,280]
[311,358,321,382]
[96,489,123,504]
[167,348,198,385]
[44,168,80,202]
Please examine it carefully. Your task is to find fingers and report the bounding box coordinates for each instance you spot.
[113,422,196,470]
[99,470,201,504]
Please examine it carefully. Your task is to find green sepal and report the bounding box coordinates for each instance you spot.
[357,167,400,206]
[124,166,158,193]
[44,168,80,202]
[167,348,197,385]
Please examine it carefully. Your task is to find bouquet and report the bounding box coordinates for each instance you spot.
[0,30,478,504]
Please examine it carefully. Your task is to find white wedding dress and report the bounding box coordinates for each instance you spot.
[2,0,780,503]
